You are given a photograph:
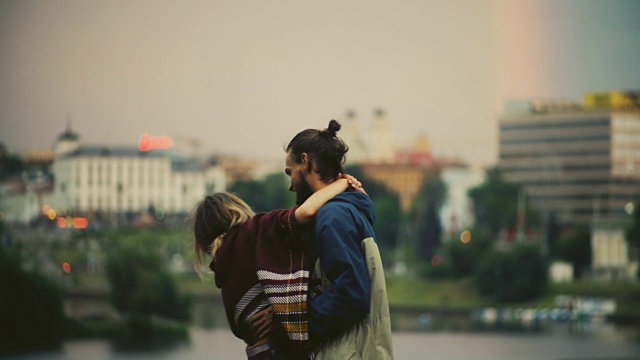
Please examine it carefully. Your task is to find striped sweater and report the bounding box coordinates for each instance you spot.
[211,206,316,359]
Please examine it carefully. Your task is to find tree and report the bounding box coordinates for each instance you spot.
[345,165,401,264]
[0,143,25,181]
[468,167,540,238]
[105,242,191,350]
[474,244,547,302]
[106,246,190,321]
[0,247,65,355]
[554,225,592,279]
[228,173,293,212]
[626,205,640,279]
[412,175,447,261]
[446,227,493,278]
[626,206,640,253]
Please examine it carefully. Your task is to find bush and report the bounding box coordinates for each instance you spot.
[417,258,453,279]
[106,246,191,321]
[447,228,493,278]
[474,244,547,302]
[0,247,65,355]
[113,315,189,351]
[554,225,591,279]
[105,243,192,350]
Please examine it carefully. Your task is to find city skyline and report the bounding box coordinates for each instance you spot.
[1,0,639,165]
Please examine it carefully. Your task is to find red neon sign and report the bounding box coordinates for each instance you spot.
[139,133,173,152]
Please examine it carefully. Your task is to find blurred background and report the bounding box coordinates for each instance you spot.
[1,0,639,359]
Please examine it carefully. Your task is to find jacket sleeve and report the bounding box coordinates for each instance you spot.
[308,202,370,341]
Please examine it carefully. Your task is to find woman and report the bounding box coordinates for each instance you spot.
[193,174,363,359]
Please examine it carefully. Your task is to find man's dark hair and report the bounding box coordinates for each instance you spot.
[286,119,349,182]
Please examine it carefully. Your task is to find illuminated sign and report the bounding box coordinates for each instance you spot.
[57,216,89,229]
[138,133,174,152]
[584,91,640,110]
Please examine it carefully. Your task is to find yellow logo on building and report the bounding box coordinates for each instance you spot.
[584,91,640,109]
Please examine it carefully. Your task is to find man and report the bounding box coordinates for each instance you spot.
[283,119,393,359]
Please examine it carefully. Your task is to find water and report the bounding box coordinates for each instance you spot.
[7,296,638,359]
[4,324,639,360]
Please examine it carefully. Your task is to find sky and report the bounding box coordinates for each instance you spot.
[1,0,639,166]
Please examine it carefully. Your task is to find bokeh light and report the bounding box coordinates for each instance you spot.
[460,230,472,244]
[73,217,89,229]
[62,262,71,273]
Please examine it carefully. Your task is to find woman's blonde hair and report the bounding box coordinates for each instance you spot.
[192,192,255,271]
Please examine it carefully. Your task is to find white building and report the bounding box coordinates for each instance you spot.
[439,166,486,240]
[590,222,638,280]
[340,108,396,165]
[0,175,54,223]
[50,128,224,216]
[340,110,369,165]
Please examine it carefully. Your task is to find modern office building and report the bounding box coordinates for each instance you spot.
[498,94,640,226]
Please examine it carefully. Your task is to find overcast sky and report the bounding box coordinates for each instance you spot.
[1,0,639,166]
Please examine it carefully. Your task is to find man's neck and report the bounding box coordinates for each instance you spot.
[309,176,334,193]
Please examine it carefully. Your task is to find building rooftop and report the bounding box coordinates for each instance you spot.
[62,146,164,158]
[59,146,204,171]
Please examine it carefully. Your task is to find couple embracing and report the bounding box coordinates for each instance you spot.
[193,120,393,359]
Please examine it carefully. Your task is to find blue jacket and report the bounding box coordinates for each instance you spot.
[308,192,375,341]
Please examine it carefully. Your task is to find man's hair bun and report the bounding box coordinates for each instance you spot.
[326,119,341,137]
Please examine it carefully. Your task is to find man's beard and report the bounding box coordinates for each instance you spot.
[294,171,314,205]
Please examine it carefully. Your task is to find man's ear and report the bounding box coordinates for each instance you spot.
[301,153,312,172]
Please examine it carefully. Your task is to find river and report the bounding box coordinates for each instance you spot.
[6,294,639,359]
[5,323,639,360]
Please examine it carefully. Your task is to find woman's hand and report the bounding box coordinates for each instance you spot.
[338,173,366,193]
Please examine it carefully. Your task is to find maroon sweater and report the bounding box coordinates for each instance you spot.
[210,206,314,359]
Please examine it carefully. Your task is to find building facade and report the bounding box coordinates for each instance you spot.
[341,108,397,166]
[498,107,640,226]
[49,128,224,218]
[439,166,486,239]
[0,129,226,223]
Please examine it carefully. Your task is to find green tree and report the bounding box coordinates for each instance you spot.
[468,168,518,236]
[229,172,293,212]
[0,247,65,355]
[0,143,25,181]
[446,227,493,278]
[468,168,540,237]
[345,165,401,264]
[626,206,640,272]
[554,225,592,279]
[105,246,190,321]
[412,175,447,261]
[474,244,547,302]
[105,242,191,350]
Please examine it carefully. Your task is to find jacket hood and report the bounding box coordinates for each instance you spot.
[330,192,375,225]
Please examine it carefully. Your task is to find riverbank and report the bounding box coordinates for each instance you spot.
[68,273,640,322]
[384,276,640,320]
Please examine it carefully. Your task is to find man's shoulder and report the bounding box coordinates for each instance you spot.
[317,194,356,214]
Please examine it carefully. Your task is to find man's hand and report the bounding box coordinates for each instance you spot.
[249,306,275,341]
